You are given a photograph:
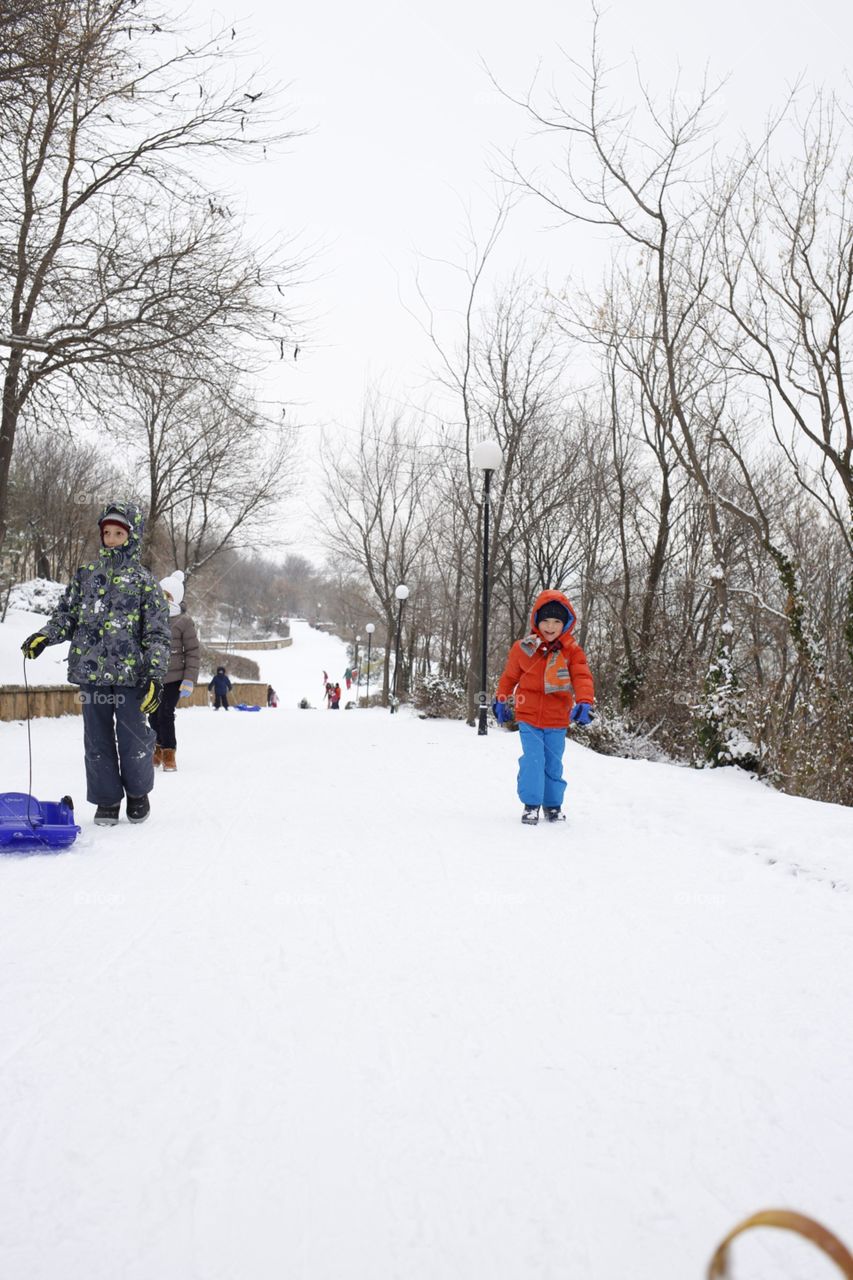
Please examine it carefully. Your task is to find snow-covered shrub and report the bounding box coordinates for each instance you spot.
[579,710,678,764]
[412,673,467,720]
[694,631,762,773]
[6,579,66,616]
[349,691,385,709]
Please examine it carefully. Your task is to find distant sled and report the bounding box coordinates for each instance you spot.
[0,792,81,852]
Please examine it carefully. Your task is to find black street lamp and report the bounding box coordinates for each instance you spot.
[364,623,375,707]
[472,439,503,736]
[353,633,361,675]
[391,584,409,713]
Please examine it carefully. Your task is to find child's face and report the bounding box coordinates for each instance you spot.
[538,617,563,642]
[102,525,129,547]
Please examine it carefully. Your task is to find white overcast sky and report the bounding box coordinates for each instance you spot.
[186,0,852,555]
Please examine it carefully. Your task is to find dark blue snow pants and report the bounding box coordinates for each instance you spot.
[80,685,155,805]
[517,722,567,809]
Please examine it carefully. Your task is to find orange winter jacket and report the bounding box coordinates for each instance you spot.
[496,589,595,729]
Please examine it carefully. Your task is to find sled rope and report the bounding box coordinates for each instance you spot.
[708,1209,853,1278]
[22,654,35,830]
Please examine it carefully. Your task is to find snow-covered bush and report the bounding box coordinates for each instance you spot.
[6,579,66,616]
[694,633,762,773]
[412,673,467,720]
[579,710,678,764]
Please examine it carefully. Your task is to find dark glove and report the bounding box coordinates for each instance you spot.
[140,681,163,714]
[570,702,593,726]
[492,698,514,724]
[22,632,49,659]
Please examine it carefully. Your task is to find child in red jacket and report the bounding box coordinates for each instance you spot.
[494,589,595,825]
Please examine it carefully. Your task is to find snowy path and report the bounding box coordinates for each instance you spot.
[1,620,851,1279]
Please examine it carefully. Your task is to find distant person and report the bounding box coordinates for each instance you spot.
[493,590,595,826]
[21,502,169,826]
[209,666,233,710]
[344,667,352,690]
[330,681,342,710]
[325,681,334,707]
[150,571,199,773]
[267,685,279,708]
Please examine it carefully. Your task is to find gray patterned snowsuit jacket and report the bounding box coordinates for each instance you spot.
[40,502,170,688]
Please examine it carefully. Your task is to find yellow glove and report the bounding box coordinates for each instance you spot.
[22,633,49,659]
[140,681,162,714]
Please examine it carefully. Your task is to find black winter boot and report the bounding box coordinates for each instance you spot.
[521,805,540,826]
[126,794,150,824]
[94,803,121,826]
[543,807,566,823]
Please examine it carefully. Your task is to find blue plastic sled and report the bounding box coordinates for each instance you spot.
[0,792,81,853]
[235,704,261,712]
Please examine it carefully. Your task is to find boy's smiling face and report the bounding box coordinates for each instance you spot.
[538,617,563,642]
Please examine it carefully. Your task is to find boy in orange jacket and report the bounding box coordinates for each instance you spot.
[494,589,595,825]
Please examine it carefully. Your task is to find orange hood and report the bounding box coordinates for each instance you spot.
[529,589,577,640]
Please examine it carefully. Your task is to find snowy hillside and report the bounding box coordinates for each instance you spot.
[1,619,851,1279]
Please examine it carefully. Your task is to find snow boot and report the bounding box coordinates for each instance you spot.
[161,748,177,773]
[126,794,150,824]
[94,803,121,826]
[153,744,163,768]
[543,807,566,823]
[521,805,540,826]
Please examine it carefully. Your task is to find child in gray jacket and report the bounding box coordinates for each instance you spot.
[22,501,169,826]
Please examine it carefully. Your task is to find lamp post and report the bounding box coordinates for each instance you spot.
[316,601,322,628]
[391,584,409,713]
[472,439,503,736]
[364,624,375,707]
[354,634,361,674]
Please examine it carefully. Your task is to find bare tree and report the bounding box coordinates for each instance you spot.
[499,11,765,766]
[716,94,853,662]
[0,0,301,546]
[6,427,120,579]
[320,399,433,702]
[106,367,295,574]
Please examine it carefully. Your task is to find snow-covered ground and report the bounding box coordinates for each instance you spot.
[1,619,851,1279]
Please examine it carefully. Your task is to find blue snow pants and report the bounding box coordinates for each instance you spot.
[517,722,567,809]
[80,685,155,805]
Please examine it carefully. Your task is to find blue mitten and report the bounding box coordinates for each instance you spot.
[570,702,593,726]
[492,699,513,724]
